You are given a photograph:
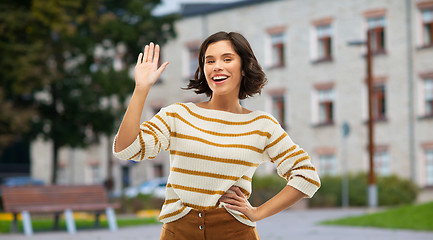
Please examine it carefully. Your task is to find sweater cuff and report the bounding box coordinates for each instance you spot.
[287,176,320,198]
[113,135,141,161]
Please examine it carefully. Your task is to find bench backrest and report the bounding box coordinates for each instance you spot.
[1,185,109,212]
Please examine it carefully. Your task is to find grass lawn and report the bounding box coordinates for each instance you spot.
[322,201,433,231]
[0,217,160,234]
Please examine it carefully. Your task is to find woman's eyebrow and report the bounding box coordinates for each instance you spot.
[205,53,236,59]
[221,53,235,57]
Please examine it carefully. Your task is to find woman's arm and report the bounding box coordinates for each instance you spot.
[219,185,306,222]
[114,43,169,152]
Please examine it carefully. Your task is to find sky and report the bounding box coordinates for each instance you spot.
[153,0,242,16]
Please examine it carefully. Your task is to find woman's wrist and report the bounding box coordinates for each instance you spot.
[133,84,151,97]
[254,205,267,222]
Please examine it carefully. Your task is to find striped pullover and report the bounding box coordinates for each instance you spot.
[113,102,320,226]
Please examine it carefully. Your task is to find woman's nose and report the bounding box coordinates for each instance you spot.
[213,61,223,71]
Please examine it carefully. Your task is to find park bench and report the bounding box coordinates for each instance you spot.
[1,184,119,236]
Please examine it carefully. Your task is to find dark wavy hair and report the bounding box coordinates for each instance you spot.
[184,31,267,100]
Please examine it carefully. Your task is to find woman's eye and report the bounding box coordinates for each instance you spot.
[206,60,215,64]
[224,58,232,62]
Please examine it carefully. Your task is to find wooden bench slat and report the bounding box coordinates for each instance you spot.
[1,185,119,235]
[9,203,120,213]
[1,185,118,213]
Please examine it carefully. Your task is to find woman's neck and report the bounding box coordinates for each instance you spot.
[199,95,250,114]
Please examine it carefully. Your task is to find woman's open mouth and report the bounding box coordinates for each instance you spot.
[212,75,228,84]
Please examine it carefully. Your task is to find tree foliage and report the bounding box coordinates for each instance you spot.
[0,0,177,183]
[0,0,47,150]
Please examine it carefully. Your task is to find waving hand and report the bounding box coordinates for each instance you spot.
[135,42,169,89]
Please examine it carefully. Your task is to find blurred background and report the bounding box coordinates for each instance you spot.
[1,0,432,214]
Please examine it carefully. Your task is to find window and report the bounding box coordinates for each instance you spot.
[426,149,433,186]
[367,16,386,53]
[270,33,285,67]
[423,78,433,117]
[318,154,337,176]
[121,166,131,188]
[317,88,335,125]
[57,166,67,185]
[188,46,199,78]
[374,150,391,176]
[154,163,163,178]
[316,24,332,61]
[421,5,433,47]
[90,165,101,184]
[372,84,387,120]
[271,95,286,128]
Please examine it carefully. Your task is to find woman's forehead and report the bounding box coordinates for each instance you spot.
[205,40,236,56]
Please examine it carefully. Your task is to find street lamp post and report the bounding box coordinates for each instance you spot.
[366,30,377,208]
[348,29,377,208]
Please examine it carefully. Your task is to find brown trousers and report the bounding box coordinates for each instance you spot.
[160,208,260,240]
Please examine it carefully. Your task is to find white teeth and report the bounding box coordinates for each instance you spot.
[213,76,228,81]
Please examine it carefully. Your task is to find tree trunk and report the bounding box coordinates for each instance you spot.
[49,79,60,185]
[51,141,59,184]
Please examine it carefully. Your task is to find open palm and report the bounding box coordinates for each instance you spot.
[135,42,169,88]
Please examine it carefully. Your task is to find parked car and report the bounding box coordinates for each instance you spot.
[124,177,167,198]
[0,176,45,196]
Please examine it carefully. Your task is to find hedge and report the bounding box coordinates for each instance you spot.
[249,172,418,208]
[309,172,419,207]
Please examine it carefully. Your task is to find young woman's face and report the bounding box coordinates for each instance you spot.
[203,40,244,98]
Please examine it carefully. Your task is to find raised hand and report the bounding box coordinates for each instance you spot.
[134,42,169,89]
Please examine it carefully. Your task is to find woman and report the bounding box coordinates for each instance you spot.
[113,31,320,239]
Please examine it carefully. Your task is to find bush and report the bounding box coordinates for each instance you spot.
[309,172,419,207]
[117,194,165,213]
[250,174,286,206]
[377,175,418,206]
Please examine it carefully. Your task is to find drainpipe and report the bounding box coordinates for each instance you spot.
[406,0,416,182]
[201,14,208,40]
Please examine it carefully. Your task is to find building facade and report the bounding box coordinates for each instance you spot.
[151,0,433,189]
[30,0,433,199]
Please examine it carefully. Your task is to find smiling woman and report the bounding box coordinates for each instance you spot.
[113,31,320,240]
[203,40,244,101]
[185,31,267,101]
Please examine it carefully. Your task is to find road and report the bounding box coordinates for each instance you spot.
[2,208,433,239]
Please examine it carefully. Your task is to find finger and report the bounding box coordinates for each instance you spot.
[153,44,160,64]
[136,53,143,65]
[230,186,245,197]
[221,193,239,199]
[223,203,243,213]
[220,198,243,207]
[220,193,243,202]
[156,61,169,75]
[143,45,149,62]
[147,42,154,62]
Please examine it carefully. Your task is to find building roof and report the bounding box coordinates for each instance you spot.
[181,0,281,17]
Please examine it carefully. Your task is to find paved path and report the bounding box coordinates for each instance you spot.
[2,208,433,239]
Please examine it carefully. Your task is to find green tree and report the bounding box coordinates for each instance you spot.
[0,0,48,152]
[0,0,177,183]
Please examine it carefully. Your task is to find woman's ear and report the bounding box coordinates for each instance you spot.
[242,70,245,76]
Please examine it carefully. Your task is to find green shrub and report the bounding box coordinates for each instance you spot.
[309,172,419,207]
[250,174,286,206]
[117,194,164,213]
[377,175,418,206]
[310,175,342,207]
[348,173,367,206]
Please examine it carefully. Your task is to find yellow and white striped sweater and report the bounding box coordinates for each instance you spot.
[113,102,320,226]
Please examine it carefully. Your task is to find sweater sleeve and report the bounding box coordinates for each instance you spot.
[264,124,320,198]
[113,107,171,161]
